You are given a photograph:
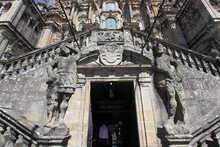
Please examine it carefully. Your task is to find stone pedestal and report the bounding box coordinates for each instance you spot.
[166,134,193,147]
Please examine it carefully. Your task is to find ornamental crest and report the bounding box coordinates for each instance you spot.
[99,43,123,65]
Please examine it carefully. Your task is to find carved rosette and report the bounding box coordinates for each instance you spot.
[99,43,123,65]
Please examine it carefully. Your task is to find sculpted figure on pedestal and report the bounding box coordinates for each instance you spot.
[153,43,189,135]
[46,41,80,126]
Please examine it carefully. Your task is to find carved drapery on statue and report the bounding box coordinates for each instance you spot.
[46,42,80,126]
[153,42,189,135]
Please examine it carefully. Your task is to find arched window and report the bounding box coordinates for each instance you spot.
[105,2,115,11]
[78,22,83,31]
[105,18,116,29]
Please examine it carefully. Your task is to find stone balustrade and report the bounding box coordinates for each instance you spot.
[0,108,70,147]
[0,45,60,80]
[131,29,220,77]
[0,26,219,80]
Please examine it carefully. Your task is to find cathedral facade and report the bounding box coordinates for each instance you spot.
[0,0,219,147]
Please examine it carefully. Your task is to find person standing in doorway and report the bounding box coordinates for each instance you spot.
[99,123,109,147]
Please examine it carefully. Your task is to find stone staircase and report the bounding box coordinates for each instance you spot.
[131,29,220,77]
[0,108,70,146]
[189,106,220,146]
[0,27,219,81]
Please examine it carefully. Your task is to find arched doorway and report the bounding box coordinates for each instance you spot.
[89,81,139,147]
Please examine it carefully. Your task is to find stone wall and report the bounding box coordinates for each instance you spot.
[0,66,48,124]
[182,67,220,125]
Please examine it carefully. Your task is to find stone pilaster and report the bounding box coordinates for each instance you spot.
[36,26,53,48]
[137,74,159,147]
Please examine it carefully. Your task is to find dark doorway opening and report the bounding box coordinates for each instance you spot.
[88,81,140,147]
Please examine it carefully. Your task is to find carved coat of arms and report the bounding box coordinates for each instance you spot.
[99,43,123,65]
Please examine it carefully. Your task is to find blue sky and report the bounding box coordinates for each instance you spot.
[34,0,50,5]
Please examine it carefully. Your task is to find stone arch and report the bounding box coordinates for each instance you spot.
[78,49,152,66]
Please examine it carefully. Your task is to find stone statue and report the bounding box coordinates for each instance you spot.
[46,42,80,125]
[153,43,188,135]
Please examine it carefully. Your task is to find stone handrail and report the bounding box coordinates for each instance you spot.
[0,29,92,80]
[130,28,220,76]
[0,108,70,146]
[189,106,220,146]
[0,25,219,80]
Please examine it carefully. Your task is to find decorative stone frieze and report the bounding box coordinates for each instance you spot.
[97,31,124,44]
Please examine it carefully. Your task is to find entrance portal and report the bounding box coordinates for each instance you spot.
[88,82,139,147]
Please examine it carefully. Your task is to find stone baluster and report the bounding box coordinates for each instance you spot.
[47,49,54,62]
[199,59,207,73]
[188,54,196,69]
[6,63,13,75]
[177,50,185,65]
[167,47,173,56]
[207,61,217,76]
[213,63,220,76]
[171,47,177,59]
[41,51,48,63]
[203,60,212,74]
[15,60,22,74]
[192,56,200,70]
[26,57,32,70]
[0,63,5,74]
[16,135,28,147]
[21,58,28,71]
[4,127,16,145]
[28,55,35,68]
[11,62,18,76]
[180,51,187,65]
[35,53,42,65]
[214,131,220,146]
[13,61,19,73]
[184,52,192,68]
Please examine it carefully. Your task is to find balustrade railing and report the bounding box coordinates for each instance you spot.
[0,109,70,146]
[131,29,220,76]
[0,26,219,80]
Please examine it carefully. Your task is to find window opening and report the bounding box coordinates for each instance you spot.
[105,18,116,29]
